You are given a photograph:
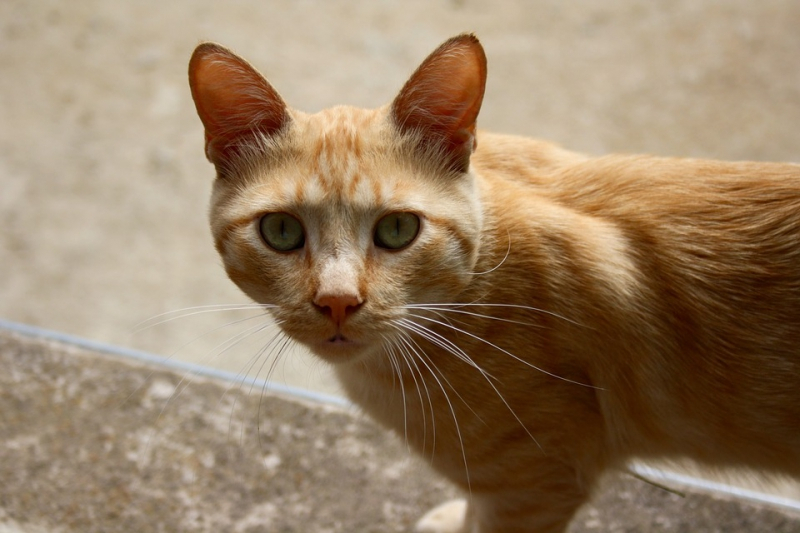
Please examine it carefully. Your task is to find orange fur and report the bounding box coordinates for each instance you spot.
[189,35,800,532]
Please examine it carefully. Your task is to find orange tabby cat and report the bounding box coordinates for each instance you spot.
[188,34,800,532]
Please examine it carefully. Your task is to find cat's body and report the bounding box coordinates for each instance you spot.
[189,35,800,532]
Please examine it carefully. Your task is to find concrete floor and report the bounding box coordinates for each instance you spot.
[2,328,799,532]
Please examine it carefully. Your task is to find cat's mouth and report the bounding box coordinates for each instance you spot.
[307,331,368,363]
[326,333,353,344]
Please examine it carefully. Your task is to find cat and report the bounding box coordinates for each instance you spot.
[188,34,800,533]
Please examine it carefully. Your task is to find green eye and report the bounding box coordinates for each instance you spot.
[259,213,305,252]
[374,212,420,250]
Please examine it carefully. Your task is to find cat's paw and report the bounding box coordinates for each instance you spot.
[414,499,468,533]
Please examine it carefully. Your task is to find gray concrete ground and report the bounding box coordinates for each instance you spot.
[2,0,800,527]
[2,329,799,532]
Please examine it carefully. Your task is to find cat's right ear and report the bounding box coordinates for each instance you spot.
[391,34,487,174]
[188,43,288,171]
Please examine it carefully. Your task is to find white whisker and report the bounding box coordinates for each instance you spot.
[397,320,541,453]
[396,331,484,425]
[469,227,511,276]
[256,334,294,452]
[132,303,275,333]
[406,302,586,328]
[123,311,270,407]
[212,322,283,441]
[241,327,289,395]
[408,312,600,390]
[390,327,471,493]
[143,316,276,463]
[383,339,410,448]
[388,333,437,455]
[222,326,289,446]
[256,331,293,389]
[406,305,541,328]
[151,318,274,420]
[165,313,269,367]
[397,318,495,380]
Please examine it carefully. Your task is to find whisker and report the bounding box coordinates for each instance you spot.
[240,326,289,396]
[216,323,287,443]
[257,334,294,453]
[143,317,276,463]
[396,330,484,426]
[397,318,494,380]
[383,339,410,449]
[386,333,435,455]
[256,331,294,392]
[398,321,540,453]
[132,303,275,333]
[390,326,471,493]
[405,305,541,328]
[164,313,269,366]
[406,302,586,328]
[122,312,270,407]
[394,334,438,464]
[139,316,272,414]
[397,328,499,456]
[409,312,601,390]
[222,327,287,446]
[468,227,511,276]
[165,319,276,412]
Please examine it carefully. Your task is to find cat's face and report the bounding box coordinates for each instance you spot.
[209,106,482,363]
[189,35,487,364]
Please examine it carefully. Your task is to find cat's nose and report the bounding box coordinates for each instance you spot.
[313,293,363,326]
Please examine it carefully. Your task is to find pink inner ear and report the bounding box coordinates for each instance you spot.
[391,34,487,170]
[188,43,287,167]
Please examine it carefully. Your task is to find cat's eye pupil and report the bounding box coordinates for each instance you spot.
[374,212,420,250]
[260,213,305,252]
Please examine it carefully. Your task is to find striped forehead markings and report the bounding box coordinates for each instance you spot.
[291,166,386,207]
[275,106,406,208]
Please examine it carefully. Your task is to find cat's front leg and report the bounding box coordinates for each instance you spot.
[416,489,583,533]
[414,499,470,533]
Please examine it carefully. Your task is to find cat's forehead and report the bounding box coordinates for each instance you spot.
[293,105,389,159]
[300,105,385,135]
[263,105,428,210]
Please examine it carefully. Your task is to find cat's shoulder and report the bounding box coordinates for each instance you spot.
[473,131,587,175]
[472,130,800,186]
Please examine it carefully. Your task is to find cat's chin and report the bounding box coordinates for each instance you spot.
[307,337,373,365]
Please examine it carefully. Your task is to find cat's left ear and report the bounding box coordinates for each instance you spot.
[188,43,288,173]
[391,34,487,174]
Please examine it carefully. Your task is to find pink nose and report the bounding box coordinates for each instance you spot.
[313,293,363,326]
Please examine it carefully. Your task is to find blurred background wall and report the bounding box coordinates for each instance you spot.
[1,0,799,397]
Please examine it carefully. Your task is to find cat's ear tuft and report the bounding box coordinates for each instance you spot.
[391,34,487,174]
[188,43,288,171]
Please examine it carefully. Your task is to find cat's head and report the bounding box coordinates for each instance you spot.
[188,35,487,364]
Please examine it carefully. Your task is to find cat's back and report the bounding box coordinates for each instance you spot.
[471,131,588,185]
[472,130,800,203]
[473,131,800,252]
